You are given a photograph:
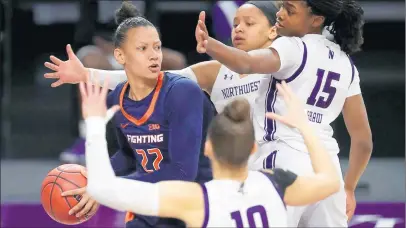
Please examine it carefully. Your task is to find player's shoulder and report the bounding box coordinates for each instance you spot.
[115,81,128,91]
[107,81,127,106]
[271,36,304,55]
[164,71,201,93]
[273,36,303,47]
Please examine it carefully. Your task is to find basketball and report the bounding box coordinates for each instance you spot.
[40,164,93,225]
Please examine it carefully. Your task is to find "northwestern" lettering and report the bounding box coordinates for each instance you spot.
[221,81,261,99]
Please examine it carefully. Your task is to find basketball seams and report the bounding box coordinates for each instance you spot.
[42,164,88,225]
[48,169,67,220]
[57,164,82,173]
[56,169,82,174]
[43,169,82,224]
[47,174,82,188]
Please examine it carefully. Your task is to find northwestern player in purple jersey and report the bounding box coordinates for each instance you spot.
[196,0,372,227]
[52,2,214,227]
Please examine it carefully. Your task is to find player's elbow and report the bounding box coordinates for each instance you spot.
[235,57,254,74]
[175,162,198,181]
[182,166,198,181]
[351,131,373,156]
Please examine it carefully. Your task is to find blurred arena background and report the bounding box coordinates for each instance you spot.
[0,0,404,227]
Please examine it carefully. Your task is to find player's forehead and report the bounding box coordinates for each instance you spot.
[282,1,307,10]
[235,4,263,21]
[126,26,161,45]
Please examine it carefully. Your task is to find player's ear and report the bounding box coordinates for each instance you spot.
[250,143,258,155]
[204,140,213,158]
[311,15,325,29]
[268,26,278,41]
[114,48,125,65]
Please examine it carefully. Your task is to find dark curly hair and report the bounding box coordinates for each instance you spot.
[307,0,364,55]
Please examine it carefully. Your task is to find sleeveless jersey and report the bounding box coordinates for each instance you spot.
[254,34,361,154]
[201,171,289,227]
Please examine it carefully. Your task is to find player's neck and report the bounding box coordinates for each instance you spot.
[213,165,249,182]
[260,40,273,49]
[308,27,323,35]
[127,76,157,101]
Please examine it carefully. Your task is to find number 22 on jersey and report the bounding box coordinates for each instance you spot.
[231,205,269,227]
[307,68,341,109]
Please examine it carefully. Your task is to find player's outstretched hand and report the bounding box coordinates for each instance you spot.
[195,11,209,53]
[61,167,99,219]
[266,81,309,130]
[44,44,88,87]
[79,76,120,120]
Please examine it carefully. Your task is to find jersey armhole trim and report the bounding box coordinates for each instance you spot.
[285,41,308,83]
[348,56,355,86]
[259,171,286,208]
[211,64,227,90]
[200,184,210,228]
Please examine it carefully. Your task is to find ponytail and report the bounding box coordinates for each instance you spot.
[329,0,365,55]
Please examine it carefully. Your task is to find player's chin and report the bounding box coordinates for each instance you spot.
[233,43,248,51]
[145,68,161,78]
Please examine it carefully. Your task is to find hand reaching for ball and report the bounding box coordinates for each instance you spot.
[61,167,99,218]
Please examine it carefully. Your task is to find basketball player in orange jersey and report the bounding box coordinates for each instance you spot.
[59,14,187,166]
[54,2,215,227]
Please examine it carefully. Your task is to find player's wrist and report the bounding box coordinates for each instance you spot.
[344,182,356,192]
[84,68,91,82]
[207,37,215,51]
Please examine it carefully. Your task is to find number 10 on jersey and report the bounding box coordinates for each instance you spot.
[306,69,341,109]
[231,205,269,227]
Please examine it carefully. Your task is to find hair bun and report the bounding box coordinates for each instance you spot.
[223,98,251,122]
[115,1,142,25]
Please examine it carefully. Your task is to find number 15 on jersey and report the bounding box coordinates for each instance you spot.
[307,68,341,109]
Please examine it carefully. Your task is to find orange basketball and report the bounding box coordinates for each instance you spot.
[40,164,94,225]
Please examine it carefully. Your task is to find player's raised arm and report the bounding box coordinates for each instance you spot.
[196,11,283,75]
[44,44,126,89]
[47,51,222,94]
[265,81,340,206]
[86,60,221,92]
